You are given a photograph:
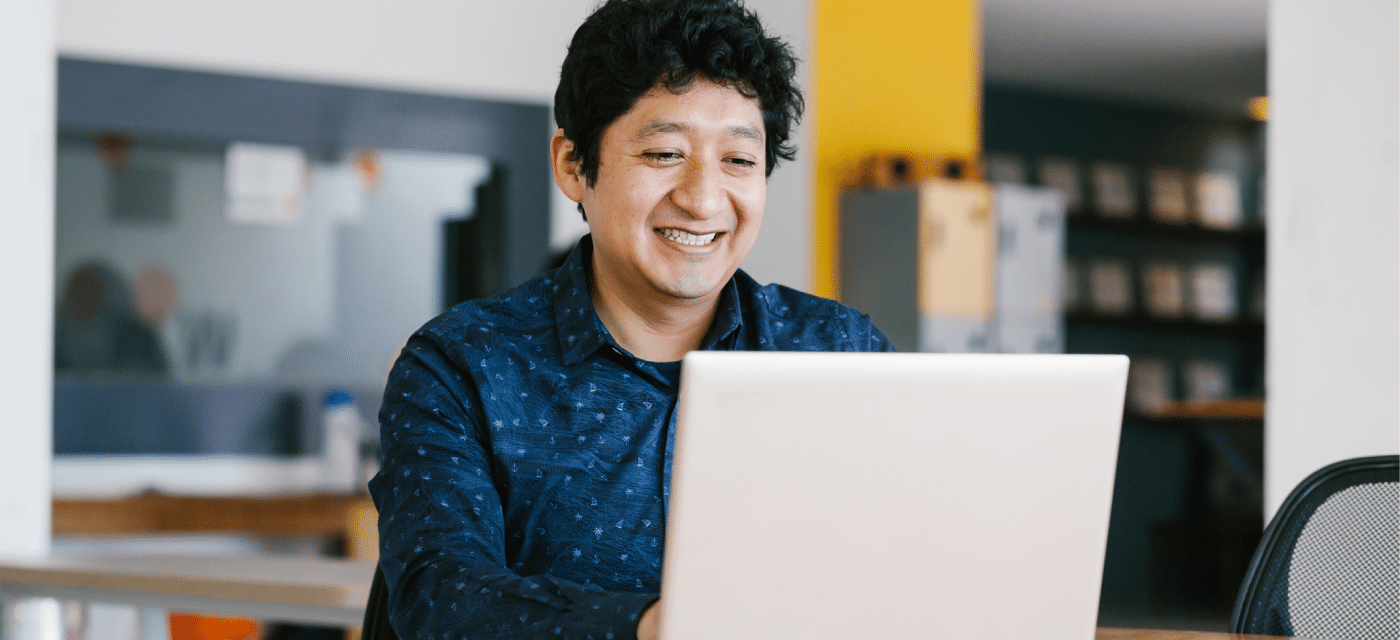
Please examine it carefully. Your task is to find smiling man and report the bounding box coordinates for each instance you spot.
[552,79,769,363]
[370,1,893,639]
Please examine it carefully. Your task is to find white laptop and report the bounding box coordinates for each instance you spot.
[659,352,1129,640]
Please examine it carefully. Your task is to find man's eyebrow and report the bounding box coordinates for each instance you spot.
[632,121,764,142]
[634,121,688,140]
[729,125,763,141]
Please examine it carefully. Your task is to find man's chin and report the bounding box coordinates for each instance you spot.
[651,273,730,303]
[655,285,720,302]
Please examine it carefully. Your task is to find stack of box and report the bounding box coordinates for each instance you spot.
[839,179,1065,354]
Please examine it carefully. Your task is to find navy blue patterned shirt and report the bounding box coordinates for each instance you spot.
[370,236,894,640]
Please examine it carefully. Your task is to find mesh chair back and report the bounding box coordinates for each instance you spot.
[1231,455,1398,640]
[362,564,399,640]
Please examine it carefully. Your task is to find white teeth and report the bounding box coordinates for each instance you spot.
[659,228,718,246]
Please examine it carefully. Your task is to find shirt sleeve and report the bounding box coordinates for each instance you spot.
[370,332,659,640]
[868,322,898,352]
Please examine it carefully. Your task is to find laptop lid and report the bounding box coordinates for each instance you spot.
[659,352,1128,640]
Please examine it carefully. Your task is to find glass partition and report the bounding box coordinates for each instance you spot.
[52,59,550,471]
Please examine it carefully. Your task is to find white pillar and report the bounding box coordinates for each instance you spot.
[1265,0,1400,517]
[0,0,55,557]
[0,1,59,638]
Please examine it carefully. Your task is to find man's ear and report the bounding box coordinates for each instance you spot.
[551,129,586,204]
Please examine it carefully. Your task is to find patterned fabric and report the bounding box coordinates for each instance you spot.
[370,235,894,640]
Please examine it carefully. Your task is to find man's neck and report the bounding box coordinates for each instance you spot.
[588,267,719,363]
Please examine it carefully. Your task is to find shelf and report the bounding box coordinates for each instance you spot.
[53,492,379,559]
[1141,398,1265,421]
[1066,312,1264,335]
[1067,216,1265,243]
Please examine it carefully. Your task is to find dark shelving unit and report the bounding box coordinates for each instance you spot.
[1068,217,1265,243]
[1066,312,1264,336]
[985,84,1267,629]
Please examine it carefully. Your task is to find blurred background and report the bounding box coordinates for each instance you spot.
[1,0,1396,637]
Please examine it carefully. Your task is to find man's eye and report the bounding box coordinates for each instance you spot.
[727,158,757,168]
[644,152,682,162]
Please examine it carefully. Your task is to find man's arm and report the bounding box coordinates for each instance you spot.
[869,322,898,352]
[371,334,658,640]
[635,602,660,640]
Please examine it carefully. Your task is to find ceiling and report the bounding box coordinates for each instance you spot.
[982,0,1267,115]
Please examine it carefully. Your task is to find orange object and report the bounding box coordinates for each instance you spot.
[355,150,382,192]
[168,614,261,640]
[846,152,981,189]
[95,131,132,170]
[1246,96,1269,121]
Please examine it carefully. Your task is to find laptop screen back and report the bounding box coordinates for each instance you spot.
[659,352,1128,640]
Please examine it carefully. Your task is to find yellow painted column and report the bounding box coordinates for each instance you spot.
[812,0,982,299]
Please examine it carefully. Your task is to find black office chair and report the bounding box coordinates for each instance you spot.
[362,564,399,640]
[1230,455,1398,640]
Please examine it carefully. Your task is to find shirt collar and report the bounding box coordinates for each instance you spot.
[550,235,747,365]
[699,275,742,351]
[551,236,610,365]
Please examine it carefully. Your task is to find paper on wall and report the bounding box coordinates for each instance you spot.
[225,142,308,225]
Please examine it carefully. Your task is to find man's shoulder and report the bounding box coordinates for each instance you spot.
[735,272,860,320]
[733,271,890,351]
[414,275,558,354]
[752,283,848,318]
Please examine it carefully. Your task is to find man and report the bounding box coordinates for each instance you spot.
[370,1,893,639]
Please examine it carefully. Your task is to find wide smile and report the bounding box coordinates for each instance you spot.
[657,227,724,247]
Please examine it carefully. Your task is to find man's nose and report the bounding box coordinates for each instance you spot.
[672,160,726,219]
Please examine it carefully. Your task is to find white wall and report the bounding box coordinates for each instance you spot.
[57,0,816,293]
[735,0,813,291]
[56,0,590,104]
[0,0,55,557]
[1266,0,1400,517]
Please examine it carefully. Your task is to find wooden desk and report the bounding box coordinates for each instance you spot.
[0,556,1302,640]
[0,555,374,628]
[53,493,379,560]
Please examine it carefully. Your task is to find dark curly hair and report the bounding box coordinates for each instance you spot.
[554,0,803,191]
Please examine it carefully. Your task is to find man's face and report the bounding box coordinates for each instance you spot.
[554,79,766,307]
